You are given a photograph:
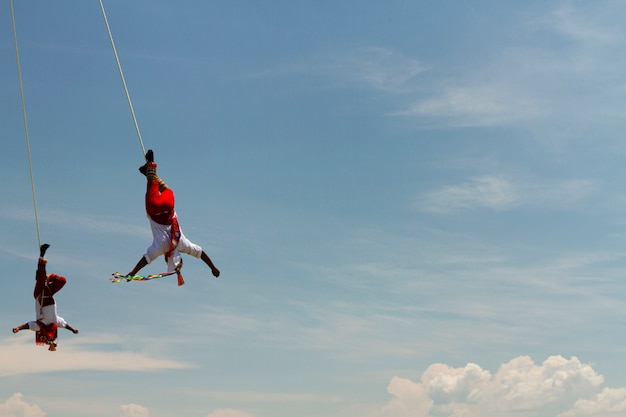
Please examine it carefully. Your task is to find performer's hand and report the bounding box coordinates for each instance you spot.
[212,267,220,278]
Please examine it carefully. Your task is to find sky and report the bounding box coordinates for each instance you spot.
[3,1,626,416]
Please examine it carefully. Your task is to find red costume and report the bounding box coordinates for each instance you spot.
[145,172,175,225]
[33,258,66,346]
[127,150,220,281]
[12,245,79,351]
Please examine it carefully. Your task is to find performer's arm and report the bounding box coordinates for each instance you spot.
[128,257,148,276]
[201,251,220,278]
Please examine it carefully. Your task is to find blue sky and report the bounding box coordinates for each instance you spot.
[3,1,626,417]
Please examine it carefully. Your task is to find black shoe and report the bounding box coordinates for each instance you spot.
[139,164,147,176]
[145,149,154,163]
[39,243,50,257]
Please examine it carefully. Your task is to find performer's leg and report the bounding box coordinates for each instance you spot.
[146,181,174,213]
[144,164,175,223]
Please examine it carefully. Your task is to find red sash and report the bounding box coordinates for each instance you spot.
[164,216,180,263]
[35,321,58,346]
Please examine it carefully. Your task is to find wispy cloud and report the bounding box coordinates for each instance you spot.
[206,410,256,417]
[394,83,543,127]
[0,334,190,377]
[254,46,426,94]
[201,391,340,404]
[0,206,148,239]
[392,3,626,132]
[545,4,622,45]
[416,175,595,213]
[318,46,427,92]
[416,176,517,213]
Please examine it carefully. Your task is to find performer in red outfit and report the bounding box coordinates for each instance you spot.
[127,150,220,279]
[12,244,79,351]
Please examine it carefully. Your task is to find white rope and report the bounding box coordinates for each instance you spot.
[10,0,41,249]
[99,0,146,157]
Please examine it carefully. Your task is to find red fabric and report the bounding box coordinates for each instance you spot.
[35,321,58,346]
[145,179,175,225]
[165,216,181,261]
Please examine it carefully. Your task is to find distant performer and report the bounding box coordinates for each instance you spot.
[12,244,79,351]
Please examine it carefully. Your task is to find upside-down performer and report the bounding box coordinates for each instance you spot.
[126,150,220,281]
[12,244,79,351]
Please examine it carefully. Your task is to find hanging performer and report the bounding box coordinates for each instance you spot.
[126,150,220,280]
[12,244,79,351]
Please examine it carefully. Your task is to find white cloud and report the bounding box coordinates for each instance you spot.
[206,409,255,417]
[382,355,610,417]
[201,390,340,404]
[0,206,149,241]
[417,175,595,213]
[395,4,626,132]
[326,46,427,92]
[547,4,621,45]
[120,403,149,417]
[0,334,190,377]
[559,388,626,417]
[397,83,541,127]
[0,394,45,417]
[263,46,427,93]
[417,176,517,213]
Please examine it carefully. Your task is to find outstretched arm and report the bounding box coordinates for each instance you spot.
[201,251,220,278]
[128,257,148,276]
[12,323,29,333]
[62,323,79,334]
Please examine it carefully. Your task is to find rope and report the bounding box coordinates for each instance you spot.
[99,0,146,157]
[10,0,41,249]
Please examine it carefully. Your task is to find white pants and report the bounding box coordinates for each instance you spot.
[144,216,203,271]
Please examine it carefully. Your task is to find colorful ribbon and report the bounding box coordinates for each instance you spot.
[109,270,184,286]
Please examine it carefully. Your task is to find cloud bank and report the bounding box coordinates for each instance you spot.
[0,394,44,417]
[206,410,256,417]
[0,334,190,377]
[382,355,626,417]
[120,403,150,417]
